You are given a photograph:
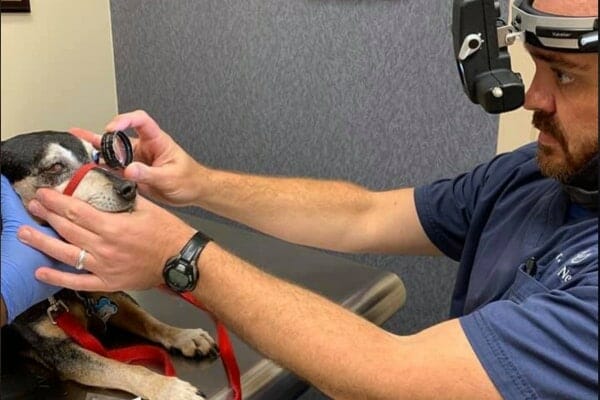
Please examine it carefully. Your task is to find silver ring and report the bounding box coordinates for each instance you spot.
[75,249,87,270]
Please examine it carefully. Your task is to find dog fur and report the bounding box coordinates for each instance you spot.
[1,131,217,400]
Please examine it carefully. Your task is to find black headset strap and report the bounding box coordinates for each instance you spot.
[562,154,599,212]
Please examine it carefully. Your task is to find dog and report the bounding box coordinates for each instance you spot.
[1,131,217,400]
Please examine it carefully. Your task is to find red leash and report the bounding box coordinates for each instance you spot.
[55,312,176,376]
[54,295,242,399]
[179,291,242,400]
[58,163,243,399]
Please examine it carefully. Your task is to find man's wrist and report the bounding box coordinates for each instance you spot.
[192,164,214,208]
[162,230,212,292]
[190,241,218,302]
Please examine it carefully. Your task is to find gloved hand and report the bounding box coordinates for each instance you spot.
[1,175,78,323]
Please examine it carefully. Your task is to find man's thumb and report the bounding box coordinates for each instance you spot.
[124,162,152,183]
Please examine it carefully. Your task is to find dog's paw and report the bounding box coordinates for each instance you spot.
[152,376,206,400]
[165,328,218,358]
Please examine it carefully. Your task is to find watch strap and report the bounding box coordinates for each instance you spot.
[180,230,212,263]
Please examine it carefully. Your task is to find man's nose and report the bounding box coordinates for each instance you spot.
[523,74,555,114]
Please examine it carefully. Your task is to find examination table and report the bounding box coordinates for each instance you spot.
[1,212,406,399]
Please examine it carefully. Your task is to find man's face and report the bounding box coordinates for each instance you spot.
[524,0,598,183]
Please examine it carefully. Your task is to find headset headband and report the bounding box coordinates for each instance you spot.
[512,0,598,52]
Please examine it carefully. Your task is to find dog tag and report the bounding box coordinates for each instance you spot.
[93,296,119,324]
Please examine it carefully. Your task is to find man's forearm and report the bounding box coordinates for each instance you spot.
[192,242,498,400]
[196,169,434,254]
[193,242,408,399]
[197,169,373,250]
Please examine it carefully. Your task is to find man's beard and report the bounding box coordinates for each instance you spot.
[533,111,598,184]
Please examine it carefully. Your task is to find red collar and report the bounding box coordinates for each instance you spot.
[63,163,98,196]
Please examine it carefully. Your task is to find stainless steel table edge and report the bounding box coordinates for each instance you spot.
[211,273,406,399]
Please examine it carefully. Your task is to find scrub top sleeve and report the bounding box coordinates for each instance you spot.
[414,145,536,261]
[415,164,492,261]
[460,271,598,400]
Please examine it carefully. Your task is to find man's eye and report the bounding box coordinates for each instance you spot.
[44,163,65,174]
[553,69,574,85]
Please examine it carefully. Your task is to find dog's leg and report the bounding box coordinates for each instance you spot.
[31,318,206,400]
[92,292,218,358]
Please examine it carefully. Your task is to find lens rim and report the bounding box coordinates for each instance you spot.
[101,131,133,168]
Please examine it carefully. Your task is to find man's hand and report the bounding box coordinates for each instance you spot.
[0,175,78,324]
[70,110,207,207]
[19,188,196,293]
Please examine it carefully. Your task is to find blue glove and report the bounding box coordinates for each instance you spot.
[1,175,76,323]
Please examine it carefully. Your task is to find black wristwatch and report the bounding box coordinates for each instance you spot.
[163,231,212,292]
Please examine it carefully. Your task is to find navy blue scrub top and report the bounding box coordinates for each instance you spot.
[415,143,598,399]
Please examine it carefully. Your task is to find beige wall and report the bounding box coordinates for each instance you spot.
[1,0,117,140]
[496,0,538,154]
[496,41,538,154]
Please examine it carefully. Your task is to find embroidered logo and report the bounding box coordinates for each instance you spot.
[554,249,596,283]
[555,253,564,264]
[569,249,593,265]
[556,265,573,283]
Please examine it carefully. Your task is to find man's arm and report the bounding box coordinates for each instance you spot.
[194,169,440,255]
[30,228,499,399]
[25,190,495,398]
[192,242,498,399]
[72,111,440,256]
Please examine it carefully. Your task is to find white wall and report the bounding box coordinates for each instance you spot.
[1,0,117,140]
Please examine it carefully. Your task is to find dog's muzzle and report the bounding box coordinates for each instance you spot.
[63,162,136,200]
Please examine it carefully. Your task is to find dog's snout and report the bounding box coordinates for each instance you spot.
[115,180,137,201]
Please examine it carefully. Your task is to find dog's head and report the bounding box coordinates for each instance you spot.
[1,131,136,213]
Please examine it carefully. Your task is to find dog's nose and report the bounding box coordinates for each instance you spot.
[115,180,137,201]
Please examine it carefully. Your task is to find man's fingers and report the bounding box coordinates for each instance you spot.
[69,127,102,148]
[35,268,109,292]
[18,226,97,271]
[30,189,105,235]
[25,201,100,253]
[105,110,162,141]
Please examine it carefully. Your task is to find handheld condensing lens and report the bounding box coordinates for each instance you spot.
[96,131,134,169]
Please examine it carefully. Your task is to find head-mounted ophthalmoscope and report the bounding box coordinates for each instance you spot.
[453,0,598,114]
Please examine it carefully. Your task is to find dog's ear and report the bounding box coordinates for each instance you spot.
[0,138,30,183]
[0,140,6,177]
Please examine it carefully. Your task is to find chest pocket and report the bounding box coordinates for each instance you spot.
[504,263,550,303]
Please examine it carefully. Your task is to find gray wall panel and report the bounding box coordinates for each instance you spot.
[110,1,497,397]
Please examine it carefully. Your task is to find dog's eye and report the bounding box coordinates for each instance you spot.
[44,163,65,174]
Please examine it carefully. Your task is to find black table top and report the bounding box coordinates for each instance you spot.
[1,213,405,400]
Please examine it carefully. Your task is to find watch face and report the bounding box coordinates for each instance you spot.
[163,232,208,292]
[167,265,190,290]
